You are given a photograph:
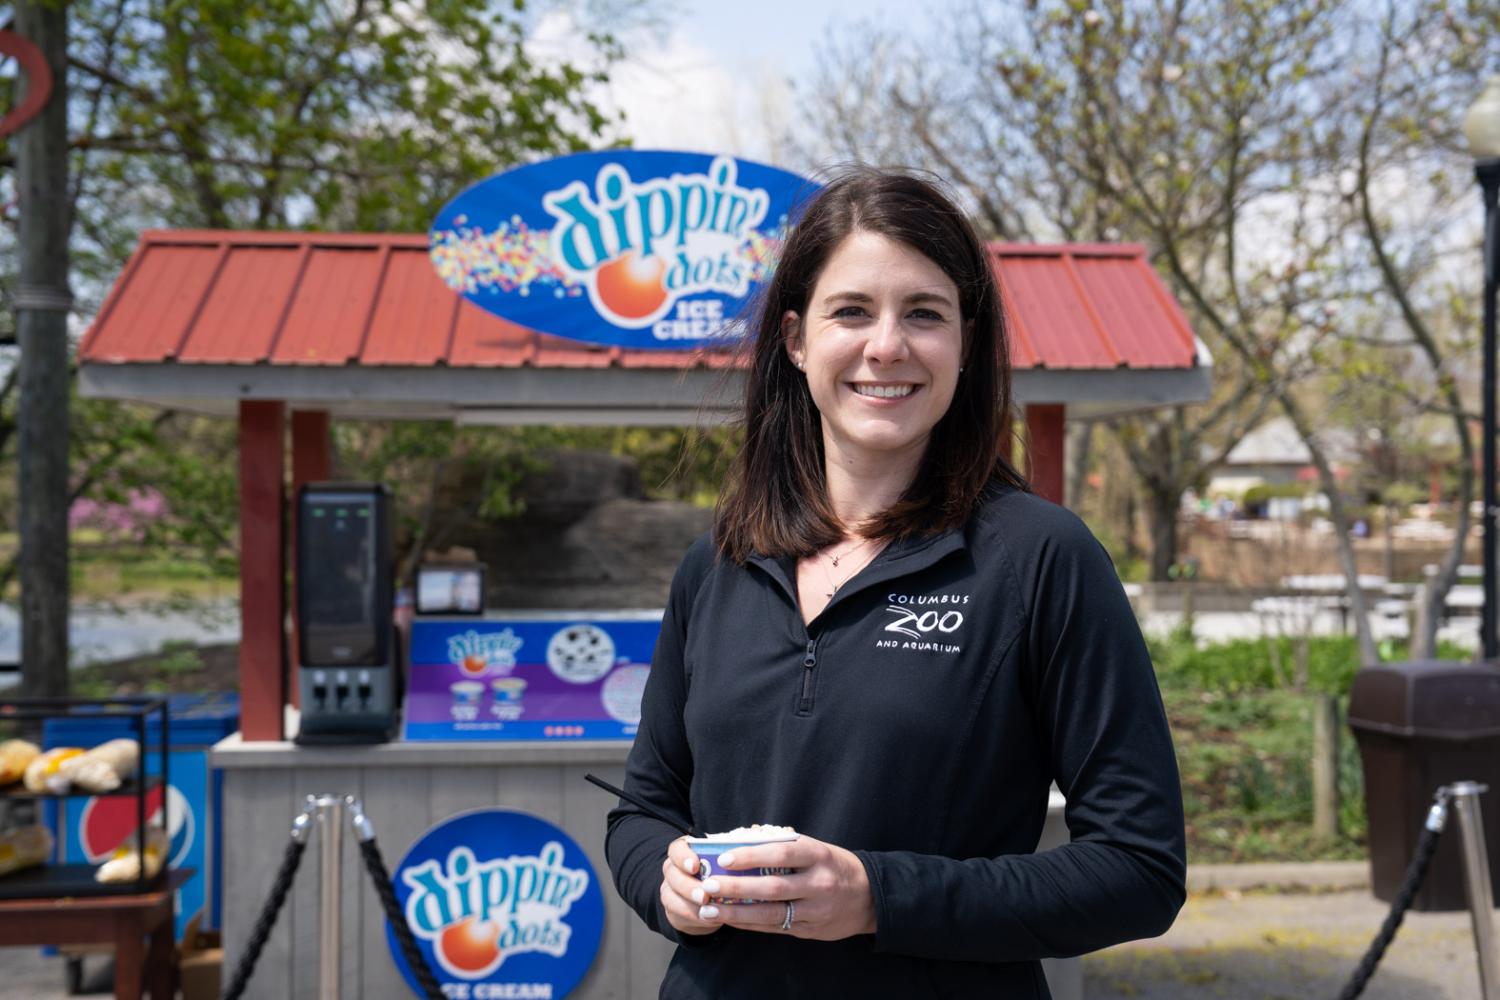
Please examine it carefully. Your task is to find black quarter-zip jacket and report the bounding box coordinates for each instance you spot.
[605,487,1186,999]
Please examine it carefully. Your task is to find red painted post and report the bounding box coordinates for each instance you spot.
[291,410,331,488]
[238,400,286,741]
[288,411,331,710]
[1026,403,1066,506]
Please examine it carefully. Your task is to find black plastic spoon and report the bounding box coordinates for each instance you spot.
[584,772,704,838]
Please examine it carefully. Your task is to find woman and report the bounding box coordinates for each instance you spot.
[605,168,1185,998]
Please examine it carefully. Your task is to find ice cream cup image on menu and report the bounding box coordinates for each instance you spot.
[490,677,527,703]
[449,680,484,705]
[686,826,798,903]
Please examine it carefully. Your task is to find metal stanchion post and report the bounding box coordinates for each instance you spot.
[1450,782,1500,1000]
[313,794,345,1000]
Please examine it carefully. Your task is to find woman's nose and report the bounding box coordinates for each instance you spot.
[865,314,910,364]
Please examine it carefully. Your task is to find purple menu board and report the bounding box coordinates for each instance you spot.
[403,613,662,741]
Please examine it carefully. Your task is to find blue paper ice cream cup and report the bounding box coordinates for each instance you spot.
[686,827,798,902]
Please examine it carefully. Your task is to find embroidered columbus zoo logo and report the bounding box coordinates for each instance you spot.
[402,841,591,980]
[878,592,969,652]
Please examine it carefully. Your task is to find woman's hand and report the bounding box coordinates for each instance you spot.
[659,838,721,937]
[693,835,877,941]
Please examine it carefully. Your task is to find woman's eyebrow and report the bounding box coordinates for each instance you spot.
[822,290,956,308]
[906,291,956,308]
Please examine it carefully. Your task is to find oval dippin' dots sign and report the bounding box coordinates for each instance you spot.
[387,809,605,999]
[429,150,817,350]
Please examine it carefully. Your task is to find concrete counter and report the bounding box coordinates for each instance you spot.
[212,736,1079,999]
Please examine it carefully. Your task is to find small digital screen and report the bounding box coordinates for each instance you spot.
[416,565,485,615]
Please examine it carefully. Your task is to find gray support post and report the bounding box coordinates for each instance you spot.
[1449,781,1499,1000]
[313,794,345,1000]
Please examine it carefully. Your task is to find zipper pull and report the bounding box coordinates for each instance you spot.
[799,639,817,712]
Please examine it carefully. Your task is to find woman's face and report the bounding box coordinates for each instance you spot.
[783,230,965,471]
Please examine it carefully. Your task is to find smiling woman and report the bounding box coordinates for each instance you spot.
[784,230,965,490]
[715,169,1025,563]
[604,168,1187,1000]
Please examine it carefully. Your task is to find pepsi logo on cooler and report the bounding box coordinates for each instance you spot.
[78,783,194,868]
[387,809,604,999]
[429,150,817,350]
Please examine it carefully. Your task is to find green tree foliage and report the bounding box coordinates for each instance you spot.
[64,0,617,237]
[0,0,634,600]
[797,0,1498,659]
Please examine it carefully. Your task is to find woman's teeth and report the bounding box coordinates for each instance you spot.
[853,384,915,398]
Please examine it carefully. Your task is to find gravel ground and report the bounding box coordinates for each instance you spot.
[1084,889,1486,1000]
[0,947,84,998]
[0,888,1489,998]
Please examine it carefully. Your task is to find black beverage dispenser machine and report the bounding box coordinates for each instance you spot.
[295,483,400,744]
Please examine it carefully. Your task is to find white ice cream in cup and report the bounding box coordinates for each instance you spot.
[491,677,527,703]
[685,825,798,903]
[449,680,484,705]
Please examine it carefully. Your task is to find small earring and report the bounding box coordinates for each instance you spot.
[959,366,965,373]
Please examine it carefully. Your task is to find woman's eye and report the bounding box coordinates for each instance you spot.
[909,308,944,322]
[831,305,869,319]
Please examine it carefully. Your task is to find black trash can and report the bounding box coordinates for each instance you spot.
[1348,660,1500,911]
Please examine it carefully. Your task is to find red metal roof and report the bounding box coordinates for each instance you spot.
[80,231,1198,371]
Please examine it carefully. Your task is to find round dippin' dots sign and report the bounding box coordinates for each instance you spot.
[387,809,605,999]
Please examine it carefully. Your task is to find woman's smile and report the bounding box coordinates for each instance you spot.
[848,382,920,400]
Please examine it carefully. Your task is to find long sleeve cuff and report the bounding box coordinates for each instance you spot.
[857,844,1183,963]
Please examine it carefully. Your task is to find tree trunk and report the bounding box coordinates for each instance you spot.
[15,1,71,698]
[1382,502,1395,584]
[1281,399,1380,666]
[1413,469,1471,661]
[1147,482,1180,582]
[1065,420,1094,512]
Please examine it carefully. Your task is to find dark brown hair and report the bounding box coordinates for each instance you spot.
[713,166,1027,562]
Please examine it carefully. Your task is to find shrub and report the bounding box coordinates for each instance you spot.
[1241,482,1309,507]
[1146,631,1471,695]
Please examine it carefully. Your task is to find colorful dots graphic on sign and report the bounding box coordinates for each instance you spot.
[429,150,818,350]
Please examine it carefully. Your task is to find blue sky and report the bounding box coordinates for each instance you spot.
[588,0,948,162]
[672,0,910,72]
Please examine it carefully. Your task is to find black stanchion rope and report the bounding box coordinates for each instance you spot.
[359,836,445,1000]
[1336,791,1449,1000]
[219,807,445,1000]
[220,837,307,1000]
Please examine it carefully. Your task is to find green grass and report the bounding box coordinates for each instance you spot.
[67,545,236,603]
[1153,630,1471,864]
[1165,687,1367,864]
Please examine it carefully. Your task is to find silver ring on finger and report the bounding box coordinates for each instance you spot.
[781,900,795,931]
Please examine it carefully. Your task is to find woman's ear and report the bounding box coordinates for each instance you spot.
[782,311,805,370]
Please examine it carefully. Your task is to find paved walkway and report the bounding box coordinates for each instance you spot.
[0,887,1488,998]
[1084,889,1485,1000]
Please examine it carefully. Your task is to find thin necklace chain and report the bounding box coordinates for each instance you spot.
[828,536,875,567]
[819,537,884,599]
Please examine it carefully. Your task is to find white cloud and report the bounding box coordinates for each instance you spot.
[527,10,797,165]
